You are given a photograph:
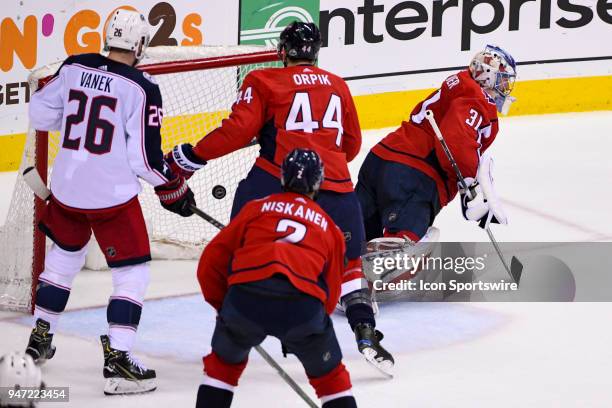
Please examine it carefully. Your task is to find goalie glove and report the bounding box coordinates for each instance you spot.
[354,323,394,378]
[165,143,207,180]
[155,176,195,217]
[460,152,507,229]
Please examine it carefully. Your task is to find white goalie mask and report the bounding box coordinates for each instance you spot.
[469,45,517,114]
[0,352,43,407]
[104,9,150,63]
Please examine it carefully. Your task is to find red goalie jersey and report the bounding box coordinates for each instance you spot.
[371,70,499,206]
[191,65,362,193]
[197,192,346,315]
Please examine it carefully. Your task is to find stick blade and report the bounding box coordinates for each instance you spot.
[510,256,524,285]
[23,166,51,200]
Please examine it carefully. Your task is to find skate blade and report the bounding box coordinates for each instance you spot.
[104,377,157,395]
[362,348,394,379]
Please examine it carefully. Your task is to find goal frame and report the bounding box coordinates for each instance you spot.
[29,49,278,312]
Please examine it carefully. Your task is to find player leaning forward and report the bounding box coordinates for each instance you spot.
[197,149,357,408]
[24,9,195,394]
[167,22,393,373]
[357,45,516,250]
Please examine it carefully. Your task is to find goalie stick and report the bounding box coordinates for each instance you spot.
[189,204,318,408]
[424,110,523,284]
[22,168,317,407]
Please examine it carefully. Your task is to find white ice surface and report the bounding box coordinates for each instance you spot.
[1,112,612,407]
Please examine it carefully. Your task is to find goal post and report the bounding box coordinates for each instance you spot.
[0,45,279,313]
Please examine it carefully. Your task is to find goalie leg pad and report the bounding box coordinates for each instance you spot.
[363,227,440,285]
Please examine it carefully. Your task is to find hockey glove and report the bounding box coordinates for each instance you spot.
[354,323,394,378]
[155,176,196,217]
[165,143,207,180]
[460,152,507,230]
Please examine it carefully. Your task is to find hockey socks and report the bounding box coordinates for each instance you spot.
[309,363,355,406]
[107,298,142,351]
[322,395,358,408]
[33,244,87,333]
[106,263,150,351]
[196,352,247,407]
[34,279,70,333]
[196,383,234,408]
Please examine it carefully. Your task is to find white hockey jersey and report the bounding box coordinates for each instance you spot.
[29,53,172,210]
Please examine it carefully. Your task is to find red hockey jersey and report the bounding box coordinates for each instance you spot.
[197,192,346,315]
[371,70,499,206]
[192,65,362,193]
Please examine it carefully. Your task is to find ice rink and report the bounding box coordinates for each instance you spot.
[1,111,611,407]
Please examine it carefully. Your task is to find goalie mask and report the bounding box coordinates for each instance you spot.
[469,45,517,114]
[104,9,150,63]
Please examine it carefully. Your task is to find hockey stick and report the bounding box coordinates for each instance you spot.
[23,166,51,200]
[189,204,318,408]
[424,110,523,284]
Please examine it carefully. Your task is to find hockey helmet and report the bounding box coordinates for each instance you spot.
[104,9,150,62]
[281,149,324,195]
[277,21,322,63]
[469,45,517,114]
[0,352,43,407]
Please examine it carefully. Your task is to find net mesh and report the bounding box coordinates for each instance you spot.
[0,45,279,312]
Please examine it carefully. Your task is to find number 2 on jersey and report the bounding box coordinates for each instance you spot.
[63,89,117,155]
[275,219,307,244]
[286,93,344,147]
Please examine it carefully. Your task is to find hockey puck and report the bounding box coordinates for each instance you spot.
[212,185,227,199]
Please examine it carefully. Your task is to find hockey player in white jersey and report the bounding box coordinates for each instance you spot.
[24,9,195,395]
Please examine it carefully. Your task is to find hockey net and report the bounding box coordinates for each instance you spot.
[0,45,279,312]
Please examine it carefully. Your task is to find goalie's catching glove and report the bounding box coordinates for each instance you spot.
[165,143,207,180]
[460,152,507,230]
[155,176,195,217]
[354,322,394,378]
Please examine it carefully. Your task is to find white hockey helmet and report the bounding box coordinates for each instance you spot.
[104,9,150,62]
[469,45,517,114]
[0,352,43,407]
